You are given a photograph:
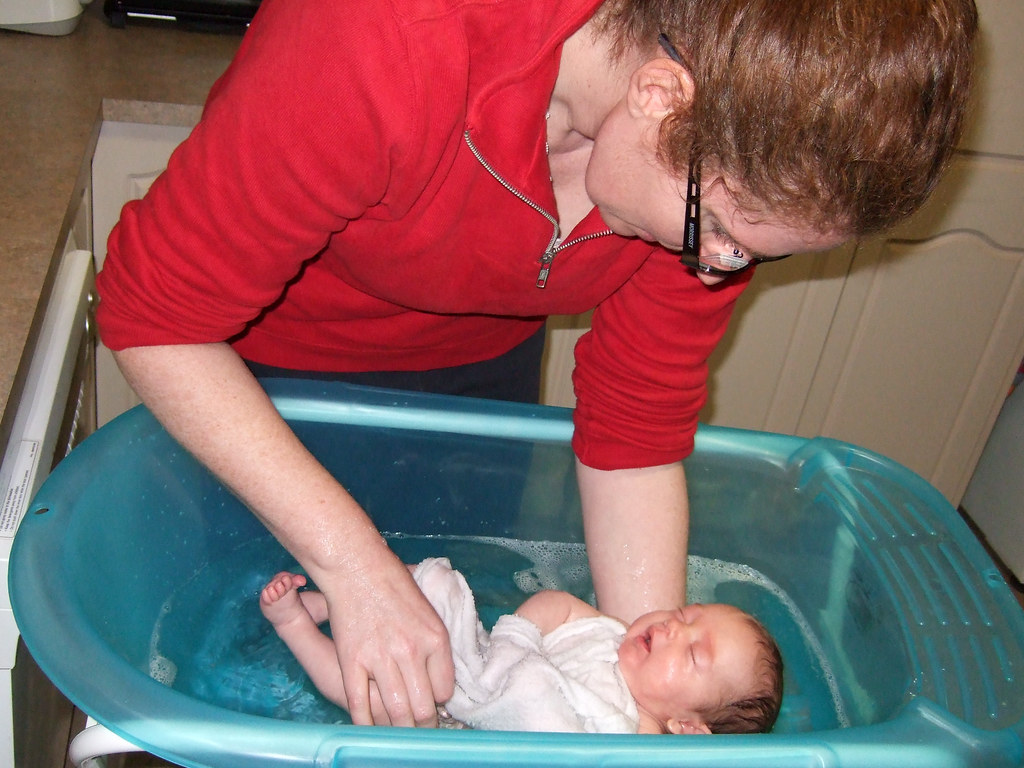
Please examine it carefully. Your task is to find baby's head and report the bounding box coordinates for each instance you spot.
[617,603,783,735]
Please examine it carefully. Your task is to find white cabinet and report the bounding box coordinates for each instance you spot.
[795,161,1024,504]
[541,313,592,407]
[543,0,1024,507]
[699,245,855,434]
[91,118,194,425]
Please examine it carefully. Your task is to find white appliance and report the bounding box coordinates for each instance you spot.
[0,0,89,35]
[0,249,95,768]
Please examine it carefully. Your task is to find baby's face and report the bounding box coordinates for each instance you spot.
[617,603,762,730]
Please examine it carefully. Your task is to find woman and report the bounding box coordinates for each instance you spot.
[96,0,977,729]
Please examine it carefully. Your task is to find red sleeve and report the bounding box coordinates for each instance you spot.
[571,249,753,470]
[96,0,465,350]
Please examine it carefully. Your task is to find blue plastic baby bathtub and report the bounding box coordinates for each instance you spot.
[10,380,1024,768]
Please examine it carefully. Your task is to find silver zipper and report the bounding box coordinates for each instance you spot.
[465,130,612,288]
[539,231,615,287]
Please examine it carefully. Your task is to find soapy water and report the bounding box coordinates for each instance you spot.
[147,533,847,731]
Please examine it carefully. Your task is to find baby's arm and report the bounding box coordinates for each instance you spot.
[260,572,349,710]
[514,590,603,635]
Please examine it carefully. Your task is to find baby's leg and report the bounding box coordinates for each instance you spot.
[261,572,329,626]
[260,571,349,710]
[260,572,311,625]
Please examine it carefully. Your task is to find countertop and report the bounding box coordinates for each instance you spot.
[0,1,241,433]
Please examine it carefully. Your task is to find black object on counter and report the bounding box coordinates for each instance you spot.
[104,0,260,31]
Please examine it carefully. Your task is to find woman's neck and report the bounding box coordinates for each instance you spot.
[544,20,646,234]
[547,19,639,152]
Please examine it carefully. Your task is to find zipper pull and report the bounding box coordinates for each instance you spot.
[536,247,555,288]
[537,225,561,289]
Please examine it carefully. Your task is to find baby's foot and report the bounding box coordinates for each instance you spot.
[260,571,309,626]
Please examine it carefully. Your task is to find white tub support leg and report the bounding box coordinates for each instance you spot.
[68,719,143,768]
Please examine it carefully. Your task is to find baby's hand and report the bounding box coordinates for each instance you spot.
[260,571,308,625]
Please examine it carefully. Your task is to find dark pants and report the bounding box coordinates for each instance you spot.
[243,325,546,404]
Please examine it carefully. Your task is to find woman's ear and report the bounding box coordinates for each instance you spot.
[666,717,713,735]
[625,58,695,121]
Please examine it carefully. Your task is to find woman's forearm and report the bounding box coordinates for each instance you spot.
[112,343,383,572]
[576,459,690,623]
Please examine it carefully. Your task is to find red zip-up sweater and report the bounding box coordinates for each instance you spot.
[96,0,751,470]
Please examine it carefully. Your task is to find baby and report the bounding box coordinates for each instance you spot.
[261,558,782,735]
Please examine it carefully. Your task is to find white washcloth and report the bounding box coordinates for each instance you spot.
[412,557,639,733]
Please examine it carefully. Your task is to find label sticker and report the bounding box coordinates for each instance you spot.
[1,440,41,538]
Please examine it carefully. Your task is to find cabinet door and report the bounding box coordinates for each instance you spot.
[541,249,856,416]
[797,154,1024,505]
[699,245,853,432]
[541,312,592,407]
[959,0,1024,159]
[92,120,194,426]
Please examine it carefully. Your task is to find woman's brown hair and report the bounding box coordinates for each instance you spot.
[597,0,979,237]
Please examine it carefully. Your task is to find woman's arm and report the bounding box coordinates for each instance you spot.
[575,459,689,623]
[113,342,455,727]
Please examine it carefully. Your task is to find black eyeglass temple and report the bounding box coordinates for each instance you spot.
[658,33,687,67]
[683,173,700,255]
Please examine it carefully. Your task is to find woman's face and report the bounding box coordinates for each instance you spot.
[585,99,846,286]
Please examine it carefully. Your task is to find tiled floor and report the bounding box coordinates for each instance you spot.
[957,506,1024,611]
[1007,565,1024,611]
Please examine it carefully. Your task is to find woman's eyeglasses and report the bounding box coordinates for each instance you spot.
[659,33,792,278]
[678,165,791,276]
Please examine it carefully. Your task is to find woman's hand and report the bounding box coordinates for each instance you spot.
[314,541,455,727]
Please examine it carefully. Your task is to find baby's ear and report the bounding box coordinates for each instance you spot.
[666,718,712,735]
